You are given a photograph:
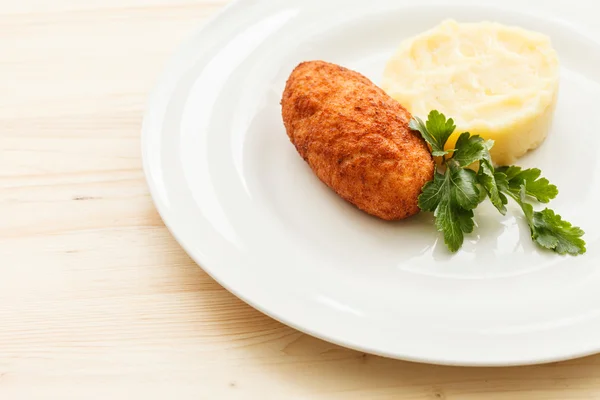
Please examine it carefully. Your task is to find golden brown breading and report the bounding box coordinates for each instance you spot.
[281,61,434,220]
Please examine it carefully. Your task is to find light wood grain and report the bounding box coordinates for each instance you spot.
[2,1,600,399]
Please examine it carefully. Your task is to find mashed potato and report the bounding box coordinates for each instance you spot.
[382,20,559,166]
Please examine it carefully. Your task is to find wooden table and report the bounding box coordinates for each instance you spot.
[2,1,600,398]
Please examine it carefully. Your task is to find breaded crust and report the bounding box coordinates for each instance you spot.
[281,61,434,220]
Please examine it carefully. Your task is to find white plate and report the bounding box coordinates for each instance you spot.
[142,0,600,366]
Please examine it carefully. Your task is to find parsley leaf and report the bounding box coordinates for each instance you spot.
[496,166,558,203]
[434,197,475,252]
[418,172,447,212]
[532,209,586,255]
[419,161,480,212]
[417,161,480,252]
[505,185,586,255]
[452,132,493,167]
[417,161,479,252]
[447,160,480,210]
[477,159,508,215]
[411,109,585,256]
[409,110,456,156]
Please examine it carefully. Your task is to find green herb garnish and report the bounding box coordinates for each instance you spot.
[410,110,585,255]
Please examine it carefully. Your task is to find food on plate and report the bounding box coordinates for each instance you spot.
[411,110,585,255]
[382,20,559,166]
[279,49,583,255]
[281,61,434,220]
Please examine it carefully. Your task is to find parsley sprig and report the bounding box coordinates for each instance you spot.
[409,111,585,255]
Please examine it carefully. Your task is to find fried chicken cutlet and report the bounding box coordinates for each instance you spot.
[281,61,434,220]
